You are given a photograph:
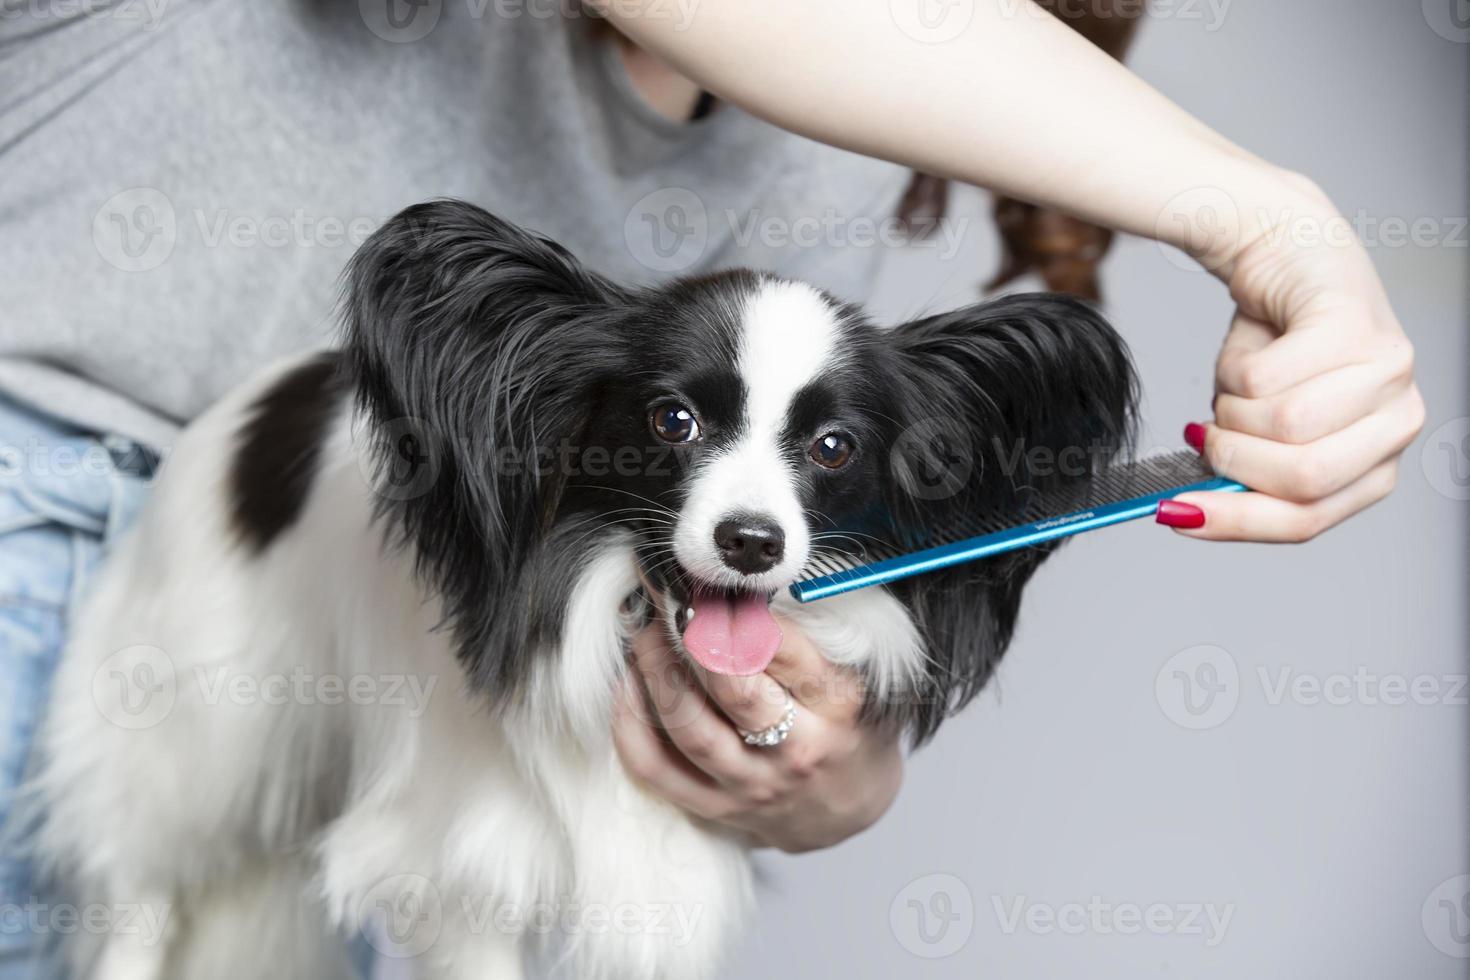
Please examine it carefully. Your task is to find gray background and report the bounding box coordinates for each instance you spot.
[729,4,1469,979]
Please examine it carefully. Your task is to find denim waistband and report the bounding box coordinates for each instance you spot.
[0,393,157,556]
[0,392,160,476]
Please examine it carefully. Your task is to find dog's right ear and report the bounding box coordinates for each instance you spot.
[342,200,629,678]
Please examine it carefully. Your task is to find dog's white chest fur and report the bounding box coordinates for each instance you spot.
[30,358,881,980]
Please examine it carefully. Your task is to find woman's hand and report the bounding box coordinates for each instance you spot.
[1161,185,1425,542]
[612,617,903,853]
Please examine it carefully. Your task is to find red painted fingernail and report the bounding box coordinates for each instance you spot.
[1156,499,1206,529]
[1184,422,1207,453]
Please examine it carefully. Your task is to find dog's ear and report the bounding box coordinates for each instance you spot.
[878,293,1138,743]
[342,200,628,686]
[886,293,1138,516]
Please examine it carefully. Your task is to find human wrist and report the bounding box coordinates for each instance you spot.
[1156,159,1345,279]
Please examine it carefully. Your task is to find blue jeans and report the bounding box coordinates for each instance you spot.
[0,394,157,977]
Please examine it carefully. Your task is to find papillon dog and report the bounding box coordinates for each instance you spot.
[31,200,1136,979]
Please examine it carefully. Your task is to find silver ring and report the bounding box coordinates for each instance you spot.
[737,692,796,748]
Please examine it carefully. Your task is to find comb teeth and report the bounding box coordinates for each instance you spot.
[799,448,1216,579]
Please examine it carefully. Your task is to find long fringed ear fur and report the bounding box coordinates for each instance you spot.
[341,200,629,694]
[879,293,1139,744]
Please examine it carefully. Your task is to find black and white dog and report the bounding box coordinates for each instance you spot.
[33,201,1135,979]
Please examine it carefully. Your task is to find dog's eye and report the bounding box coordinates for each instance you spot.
[810,432,854,469]
[650,403,701,444]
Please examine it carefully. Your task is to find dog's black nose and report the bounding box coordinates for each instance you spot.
[714,517,785,575]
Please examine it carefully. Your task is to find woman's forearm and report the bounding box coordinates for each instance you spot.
[593,0,1325,265]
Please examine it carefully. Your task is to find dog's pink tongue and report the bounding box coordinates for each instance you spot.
[683,592,782,676]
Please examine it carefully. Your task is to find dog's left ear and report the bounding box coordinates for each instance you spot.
[879,293,1138,743]
[342,200,629,684]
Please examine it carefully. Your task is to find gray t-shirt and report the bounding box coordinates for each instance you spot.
[0,0,909,448]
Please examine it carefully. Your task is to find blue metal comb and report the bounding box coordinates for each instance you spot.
[790,448,1246,602]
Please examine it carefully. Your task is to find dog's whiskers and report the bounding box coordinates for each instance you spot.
[572,485,678,518]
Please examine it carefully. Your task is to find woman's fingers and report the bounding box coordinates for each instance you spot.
[624,613,864,787]
[1212,312,1275,375]
[699,668,793,735]
[614,615,903,851]
[695,610,867,732]
[1200,385,1425,503]
[626,623,765,787]
[1194,271,1422,543]
[1163,458,1400,543]
[761,614,867,726]
[1213,362,1405,446]
[1214,309,1376,400]
[611,676,733,821]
